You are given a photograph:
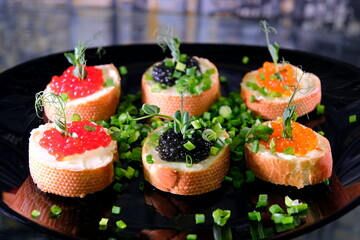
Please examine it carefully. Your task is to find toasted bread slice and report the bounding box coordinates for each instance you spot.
[44,64,121,122]
[245,122,332,188]
[142,128,230,195]
[29,123,118,198]
[240,64,321,120]
[142,57,220,117]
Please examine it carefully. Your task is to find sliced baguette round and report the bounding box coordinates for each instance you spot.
[29,123,118,198]
[245,122,332,189]
[240,64,321,120]
[141,57,220,117]
[44,64,121,122]
[142,128,230,195]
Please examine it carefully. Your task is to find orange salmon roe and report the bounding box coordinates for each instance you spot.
[261,120,318,156]
[49,66,104,100]
[39,120,112,160]
[256,62,297,96]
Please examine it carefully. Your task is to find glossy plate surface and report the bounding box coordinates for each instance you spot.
[0,44,360,240]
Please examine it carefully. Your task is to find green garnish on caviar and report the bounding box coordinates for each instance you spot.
[152,26,215,95]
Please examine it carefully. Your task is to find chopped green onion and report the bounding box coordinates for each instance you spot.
[269,138,276,152]
[220,75,228,83]
[186,155,193,168]
[165,60,174,67]
[250,95,255,103]
[116,220,127,229]
[323,178,330,186]
[245,170,255,182]
[256,194,268,208]
[349,114,357,123]
[248,211,261,221]
[104,79,114,87]
[210,146,220,156]
[184,141,196,151]
[317,131,325,136]
[203,112,211,120]
[99,218,109,230]
[202,129,217,141]
[219,106,232,119]
[195,214,205,224]
[146,154,154,164]
[285,196,293,207]
[271,213,286,224]
[259,73,265,81]
[284,147,295,155]
[270,74,277,80]
[281,216,294,224]
[188,67,197,76]
[172,71,182,78]
[191,120,202,129]
[175,62,186,71]
[187,234,197,240]
[84,125,96,132]
[250,140,260,153]
[270,92,282,98]
[50,205,62,215]
[31,209,41,219]
[242,56,249,64]
[269,204,284,214]
[206,68,216,74]
[113,183,124,193]
[125,166,136,179]
[316,104,325,114]
[212,209,231,226]
[145,74,153,80]
[259,87,268,96]
[139,181,144,191]
[119,66,128,75]
[246,82,260,90]
[72,114,82,122]
[61,93,69,102]
[112,206,121,214]
[224,176,233,182]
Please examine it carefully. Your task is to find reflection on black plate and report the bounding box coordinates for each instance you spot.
[0,44,360,240]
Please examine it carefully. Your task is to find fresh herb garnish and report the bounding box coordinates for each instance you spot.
[260,20,281,74]
[134,104,193,139]
[64,41,88,80]
[157,25,181,62]
[35,91,70,137]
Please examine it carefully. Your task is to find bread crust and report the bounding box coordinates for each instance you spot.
[29,123,118,198]
[141,57,220,117]
[142,129,230,195]
[245,122,332,188]
[44,64,121,122]
[240,65,321,120]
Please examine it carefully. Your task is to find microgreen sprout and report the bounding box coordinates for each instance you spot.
[64,41,88,80]
[156,25,180,62]
[260,20,280,74]
[35,91,71,137]
[133,104,193,139]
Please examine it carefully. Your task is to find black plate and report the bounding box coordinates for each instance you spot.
[0,44,360,240]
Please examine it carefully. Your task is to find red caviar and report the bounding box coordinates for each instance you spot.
[49,66,104,100]
[256,62,297,96]
[39,120,112,160]
[261,119,318,156]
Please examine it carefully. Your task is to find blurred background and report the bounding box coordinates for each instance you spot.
[0,0,360,239]
[1,0,360,72]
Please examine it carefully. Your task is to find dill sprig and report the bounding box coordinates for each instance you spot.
[64,41,88,80]
[35,91,70,136]
[156,25,181,62]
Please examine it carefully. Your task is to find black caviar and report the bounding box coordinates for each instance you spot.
[156,128,212,164]
[152,57,201,87]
